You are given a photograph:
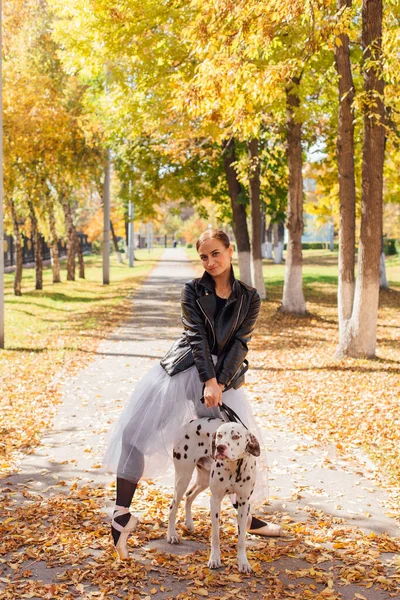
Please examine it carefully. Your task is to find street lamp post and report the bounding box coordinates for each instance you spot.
[102,65,111,285]
[102,148,111,285]
[0,0,4,348]
[128,199,134,268]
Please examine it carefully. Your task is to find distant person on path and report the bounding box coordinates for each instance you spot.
[103,228,281,558]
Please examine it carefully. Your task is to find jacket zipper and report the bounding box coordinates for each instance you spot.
[220,295,244,355]
[196,299,216,351]
[220,295,245,385]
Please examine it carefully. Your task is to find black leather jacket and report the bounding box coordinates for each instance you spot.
[160,266,261,390]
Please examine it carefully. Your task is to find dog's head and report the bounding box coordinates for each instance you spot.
[211,422,260,461]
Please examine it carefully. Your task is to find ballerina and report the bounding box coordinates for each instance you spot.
[103,228,281,558]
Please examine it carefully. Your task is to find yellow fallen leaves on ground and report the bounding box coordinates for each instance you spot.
[0,258,156,477]
[0,482,400,599]
[253,281,400,518]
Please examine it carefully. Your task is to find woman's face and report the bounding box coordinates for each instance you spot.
[198,238,233,278]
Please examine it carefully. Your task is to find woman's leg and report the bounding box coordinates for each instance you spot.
[215,390,281,536]
[106,362,201,556]
[111,479,139,544]
[229,494,276,532]
[112,441,145,549]
[116,441,145,507]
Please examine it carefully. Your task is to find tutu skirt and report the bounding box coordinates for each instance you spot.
[102,357,269,506]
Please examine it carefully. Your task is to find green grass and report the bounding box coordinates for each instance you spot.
[2,248,165,351]
[1,247,166,473]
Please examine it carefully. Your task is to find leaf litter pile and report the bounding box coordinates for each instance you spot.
[1,256,400,598]
[1,479,400,599]
[252,282,400,520]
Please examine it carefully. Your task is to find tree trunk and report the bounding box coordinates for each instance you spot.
[247,138,266,299]
[49,205,61,283]
[266,221,273,259]
[379,250,388,289]
[9,198,23,296]
[72,225,85,279]
[273,222,285,264]
[28,200,43,290]
[273,223,278,262]
[281,76,306,314]
[260,204,267,258]
[338,0,385,357]
[222,138,251,285]
[334,0,357,355]
[278,222,285,261]
[110,219,123,263]
[62,200,75,281]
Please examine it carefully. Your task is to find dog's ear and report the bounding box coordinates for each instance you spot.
[246,432,260,457]
[211,431,217,459]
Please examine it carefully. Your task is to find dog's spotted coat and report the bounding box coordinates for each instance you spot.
[168,417,260,573]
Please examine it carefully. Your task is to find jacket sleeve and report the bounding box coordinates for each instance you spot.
[181,282,216,383]
[217,289,261,387]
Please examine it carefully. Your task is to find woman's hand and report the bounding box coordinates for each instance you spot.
[204,378,224,408]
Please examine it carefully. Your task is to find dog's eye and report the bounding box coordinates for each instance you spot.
[231,435,241,440]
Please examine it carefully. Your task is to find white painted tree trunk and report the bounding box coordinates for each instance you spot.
[273,223,280,263]
[251,257,266,299]
[334,0,356,357]
[336,0,385,358]
[266,242,273,259]
[337,243,356,348]
[337,275,380,358]
[336,274,355,358]
[281,77,306,315]
[379,251,388,289]
[337,279,355,332]
[261,242,267,258]
[274,242,284,264]
[237,250,252,286]
[282,261,306,314]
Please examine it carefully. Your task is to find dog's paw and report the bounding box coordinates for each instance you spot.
[185,518,195,532]
[238,558,252,573]
[208,555,222,569]
[167,532,181,544]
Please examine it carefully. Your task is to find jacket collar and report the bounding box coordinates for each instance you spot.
[197,265,241,324]
[198,264,239,299]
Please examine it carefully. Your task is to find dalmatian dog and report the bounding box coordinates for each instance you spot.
[167,417,260,573]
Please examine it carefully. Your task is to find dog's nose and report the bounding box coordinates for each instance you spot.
[216,445,226,454]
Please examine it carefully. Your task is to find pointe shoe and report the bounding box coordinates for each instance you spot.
[246,514,282,537]
[112,505,140,559]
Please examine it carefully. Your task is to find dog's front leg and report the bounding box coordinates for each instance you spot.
[208,493,223,569]
[237,500,252,573]
[167,469,194,544]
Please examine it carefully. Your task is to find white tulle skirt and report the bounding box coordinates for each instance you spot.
[102,357,269,506]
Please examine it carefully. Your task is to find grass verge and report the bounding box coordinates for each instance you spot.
[0,249,164,475]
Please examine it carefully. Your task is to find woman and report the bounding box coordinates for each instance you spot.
[103,228,281,559]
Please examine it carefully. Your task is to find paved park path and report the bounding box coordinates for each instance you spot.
[1,249,399,600]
